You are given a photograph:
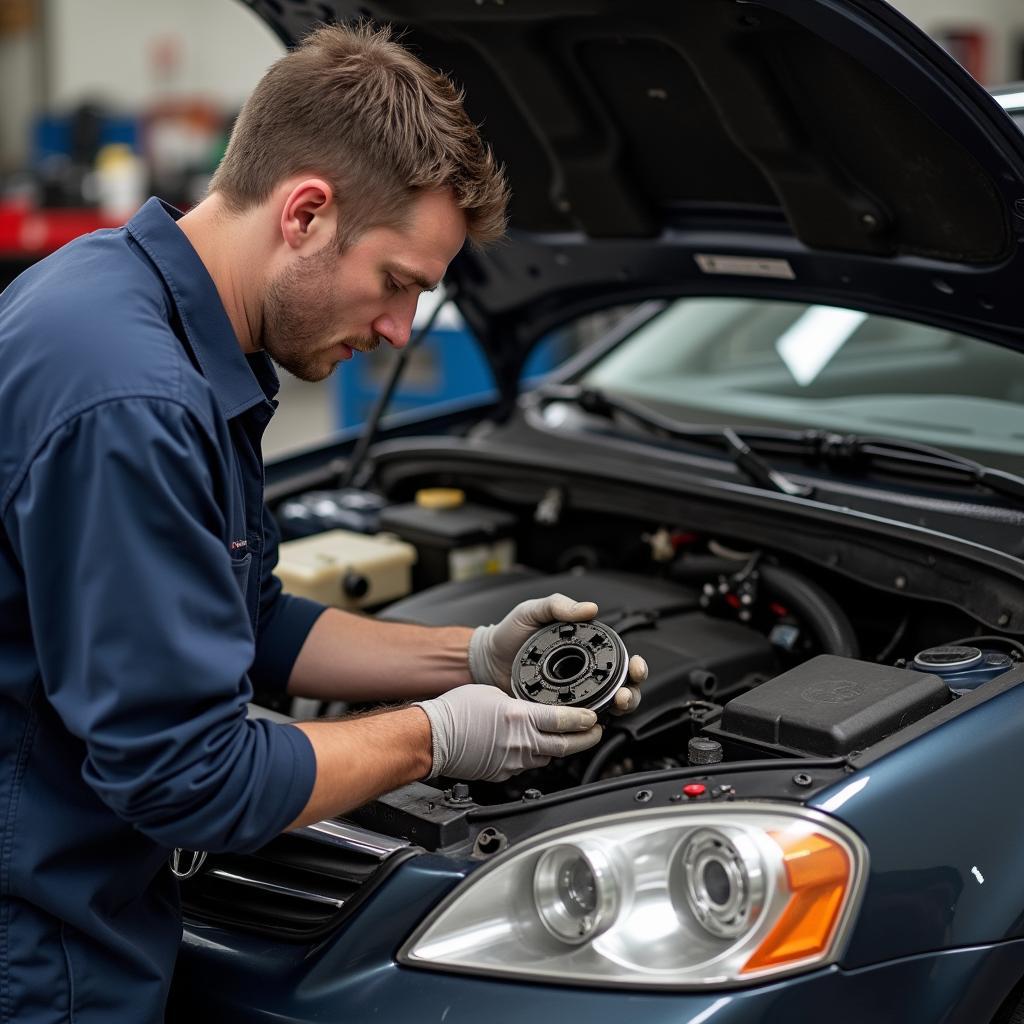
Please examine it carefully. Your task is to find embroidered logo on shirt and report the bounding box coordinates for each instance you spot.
[229,539,248,553]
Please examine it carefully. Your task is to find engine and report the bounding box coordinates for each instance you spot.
[272,485,1023,804]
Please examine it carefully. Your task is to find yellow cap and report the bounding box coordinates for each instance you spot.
[95,143,136,170]
[415,488,465,510]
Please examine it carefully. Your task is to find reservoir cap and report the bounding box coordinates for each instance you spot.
[415,488,465,510]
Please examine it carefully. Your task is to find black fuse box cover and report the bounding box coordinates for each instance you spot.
[718,655,951,756]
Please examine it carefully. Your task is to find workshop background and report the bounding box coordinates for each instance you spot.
[1,0,1023,457]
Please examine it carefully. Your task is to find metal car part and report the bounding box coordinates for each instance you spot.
[206,868,346,910]
[297,818,410,857]
[510,619,628,712]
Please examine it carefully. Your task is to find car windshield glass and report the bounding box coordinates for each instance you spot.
[579,297,1024,471]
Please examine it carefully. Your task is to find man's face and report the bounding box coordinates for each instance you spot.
[259,189,467,382]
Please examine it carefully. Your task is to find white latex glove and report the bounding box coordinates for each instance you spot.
[414,684,602,782]
[468,593,647,715]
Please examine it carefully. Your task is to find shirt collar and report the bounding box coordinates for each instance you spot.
[126,197,279,419]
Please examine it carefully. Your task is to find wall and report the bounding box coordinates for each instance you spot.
[890,0,1024,85]
[0,30,38,170]
[42,1,1024,107]
[46,0,283,111]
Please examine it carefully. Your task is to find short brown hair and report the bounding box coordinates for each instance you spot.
[209,22,508,247]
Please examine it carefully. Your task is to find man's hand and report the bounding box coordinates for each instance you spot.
[414,685,602,782]
[467,593,647,714]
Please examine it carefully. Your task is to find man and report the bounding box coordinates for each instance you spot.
[0,21,645,1024]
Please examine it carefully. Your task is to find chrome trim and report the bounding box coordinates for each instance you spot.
[169,849,208,880]
[208,869,346,909]
[295,819,410,858]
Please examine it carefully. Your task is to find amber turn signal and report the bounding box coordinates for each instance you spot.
[742,831,851,973]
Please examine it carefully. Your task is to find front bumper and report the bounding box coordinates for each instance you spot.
[169,856,1024,1024]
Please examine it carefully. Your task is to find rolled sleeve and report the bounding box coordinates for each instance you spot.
[4,397,316,852]
[250,504,326,692]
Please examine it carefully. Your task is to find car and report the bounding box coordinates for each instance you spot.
[168,2,1024,1021]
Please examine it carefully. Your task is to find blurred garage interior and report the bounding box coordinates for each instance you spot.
[1,0,1024,457]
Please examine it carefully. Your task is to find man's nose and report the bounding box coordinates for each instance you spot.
[374,298,418,350]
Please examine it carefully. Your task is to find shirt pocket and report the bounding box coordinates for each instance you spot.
[229,552,253,598]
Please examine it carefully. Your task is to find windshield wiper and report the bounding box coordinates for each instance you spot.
[812,433,1024,505]
[719,427,814,497]
[538,384,1024,507]
[537,384,814,497]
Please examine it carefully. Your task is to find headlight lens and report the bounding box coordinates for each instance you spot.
[533,842,619,944]
[399,804,867,988]
[674,827,765,939]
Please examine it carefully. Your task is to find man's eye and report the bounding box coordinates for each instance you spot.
[385,276,402,294]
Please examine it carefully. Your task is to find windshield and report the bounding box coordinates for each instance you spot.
[579,297,1024,470]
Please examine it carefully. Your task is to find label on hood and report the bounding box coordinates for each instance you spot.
[695,254,796,280]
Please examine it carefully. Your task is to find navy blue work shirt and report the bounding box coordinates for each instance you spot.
[0,198,324,1023]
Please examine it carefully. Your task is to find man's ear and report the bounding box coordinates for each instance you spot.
[280,179,336,251]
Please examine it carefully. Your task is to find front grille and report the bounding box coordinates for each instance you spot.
[180,820,413,941]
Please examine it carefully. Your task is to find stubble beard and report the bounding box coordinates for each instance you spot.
[259,251,381,383]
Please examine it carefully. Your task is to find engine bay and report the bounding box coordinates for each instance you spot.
[270,478,1024,808]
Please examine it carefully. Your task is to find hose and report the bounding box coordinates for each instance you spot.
[949,634,1024,658]
[580,732,629,785]
[671,556,860,658]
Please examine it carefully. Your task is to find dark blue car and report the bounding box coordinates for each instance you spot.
[169,2,1024,1020]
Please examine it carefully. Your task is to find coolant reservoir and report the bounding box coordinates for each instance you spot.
[276,529,417,610]
[912,645,1015,691]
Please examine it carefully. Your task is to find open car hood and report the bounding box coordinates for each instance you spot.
[244,0,1024,402]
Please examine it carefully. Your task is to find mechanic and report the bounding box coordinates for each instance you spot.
[0,22,645,1024]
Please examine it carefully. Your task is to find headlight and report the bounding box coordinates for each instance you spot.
[674,827,765,939]
[399,804,867,988]
[533,842,620,944]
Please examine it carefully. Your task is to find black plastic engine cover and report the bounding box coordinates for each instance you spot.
[713,654,951,756]
[379,568,686,627]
